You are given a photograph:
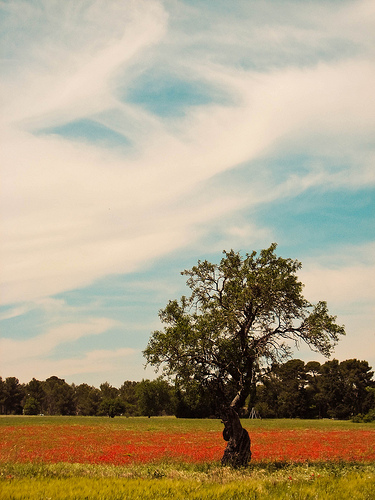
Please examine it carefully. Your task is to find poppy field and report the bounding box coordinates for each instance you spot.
[1,417,374,499]
[1,417,374,464]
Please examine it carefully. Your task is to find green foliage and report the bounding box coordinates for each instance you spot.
[1,356,373,419]
[99,382,118,400]
[24,378,44,414]
[136,378,175,417]
[144,244,345,411]
[256,358,375,419]
[98,398,126,418]
[175,381,218,418]
[119,381,140,416]
[0,377,25,415]
[352,408,375,423]
[43,376,76,415]
[74,383,101,416]
[319,359,374,419]
[1,376,175,418]
[22,397,40,415]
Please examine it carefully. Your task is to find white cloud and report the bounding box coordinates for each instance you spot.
[0,316,137,383]
[2,347,137,386]
[301,263,375,308]
[0,297,66,321]
[0,317,119,362]
[5,0,375,389]
[0,303,35,321]
[300,242,375,306]
[1,0,167,127]
[297,242,375,367]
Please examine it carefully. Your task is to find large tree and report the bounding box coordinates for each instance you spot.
[143,244,345,466]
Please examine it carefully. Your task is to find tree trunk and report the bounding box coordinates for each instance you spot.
[221,406,251,467]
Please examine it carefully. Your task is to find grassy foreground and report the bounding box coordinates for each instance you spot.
[1,462,375,500]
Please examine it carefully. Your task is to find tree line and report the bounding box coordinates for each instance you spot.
[1,358,374,421]
[254,358,375,421]
[172,357,375,421]
[0,376,175,418]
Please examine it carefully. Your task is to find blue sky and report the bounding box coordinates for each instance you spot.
[1,0,374,388]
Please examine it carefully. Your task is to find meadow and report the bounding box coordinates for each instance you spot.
[1,416,374,499]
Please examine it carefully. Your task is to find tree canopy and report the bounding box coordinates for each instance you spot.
[255,358,375,419]
[144,243,345,413]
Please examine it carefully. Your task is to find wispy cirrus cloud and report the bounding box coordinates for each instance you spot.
[0,316,136,383]
[1,345,137,386]
[297,242,375,365]
[1,0,374,383]
[0,317,120,362]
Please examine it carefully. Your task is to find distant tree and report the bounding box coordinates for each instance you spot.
[339,359,374,416]
[144,244,345,466]
[74,383,101,416]
[2,377,24,415]
[276,359,309,418]
[318,359,374,419]
[25,378,45,414]
[174,380,218,418]
[255,358,375,420]
[304,361,322,418]
[99,382,118,400]
[136,378,174,417]
[23,396,40,415]
[255,360,309,418]
[43,376,75,415]
[365,387,375,414]
[0,377,5,414]
[254,369,279,418]
[118,381,140,416]
[317,359,348,419]
[98,398,125,418]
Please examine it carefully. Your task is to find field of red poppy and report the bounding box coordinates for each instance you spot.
[0,416,374,465]
[1,417,374,499]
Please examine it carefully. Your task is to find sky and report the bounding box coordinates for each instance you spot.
[1,0,374,388]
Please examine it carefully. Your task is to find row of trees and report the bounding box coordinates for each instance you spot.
[255,358,375,420]
[1,358,374,419]
[168,357,375,420]
[0,376,174,418]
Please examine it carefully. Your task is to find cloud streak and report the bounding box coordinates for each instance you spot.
[0,317,120,362]
[0,316,135,382]
[1,0,374,383]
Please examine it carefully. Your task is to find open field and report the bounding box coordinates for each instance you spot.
[1,417,374,499]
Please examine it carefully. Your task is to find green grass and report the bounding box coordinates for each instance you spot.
[1,462,374,499]
[1,414,374,431]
